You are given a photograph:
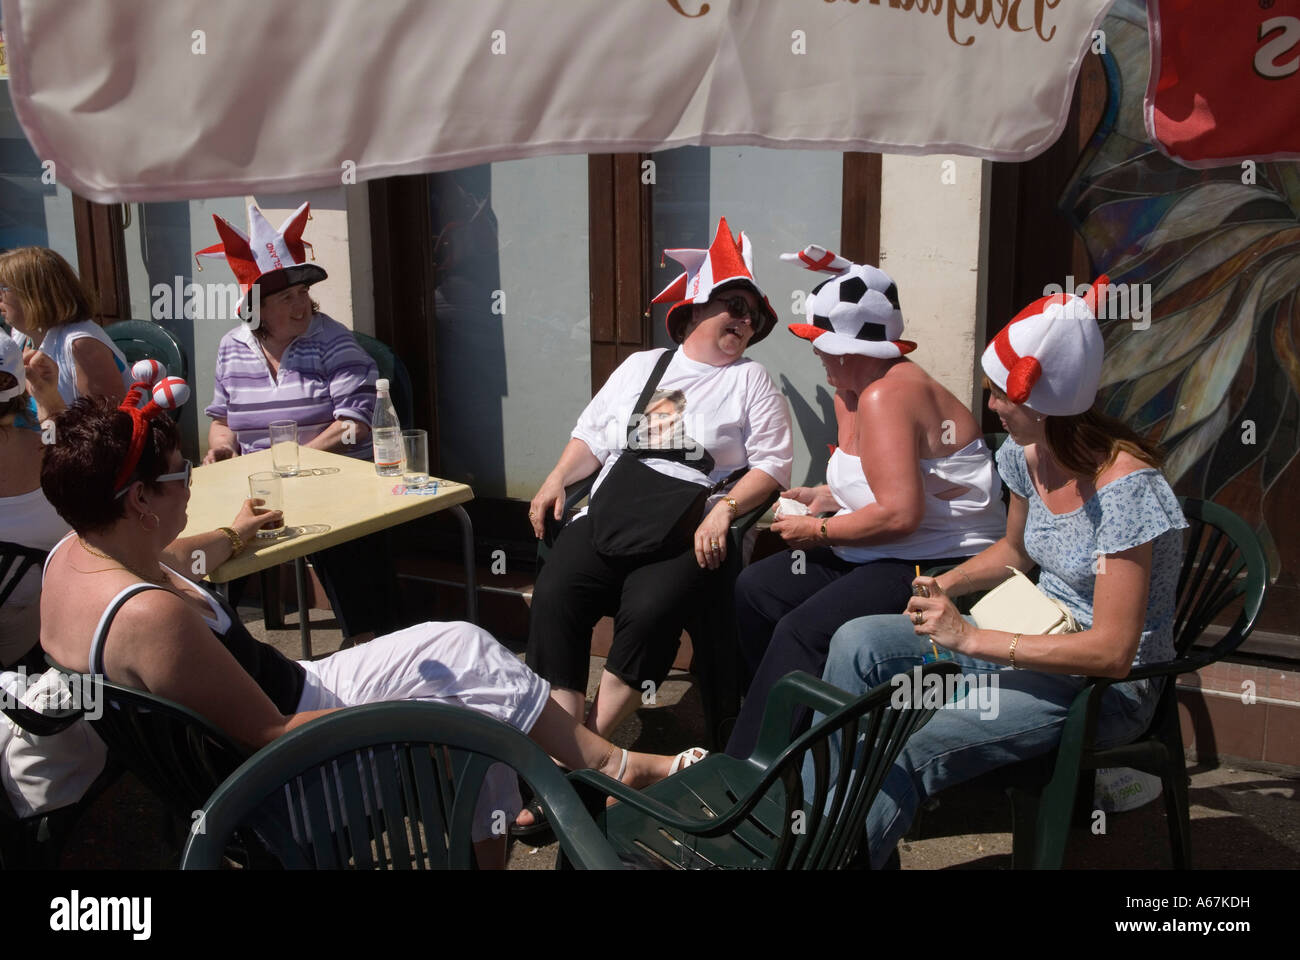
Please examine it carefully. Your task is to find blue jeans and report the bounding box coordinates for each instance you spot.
[810,613,1162,869]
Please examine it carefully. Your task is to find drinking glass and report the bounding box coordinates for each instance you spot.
[402,429,430,488]
[248,472,286,539]
[269,420,299,477]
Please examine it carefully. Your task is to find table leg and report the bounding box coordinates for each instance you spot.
[450,504,477,625]
[294,556,312,659]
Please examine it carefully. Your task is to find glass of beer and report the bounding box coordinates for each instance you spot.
[269,420,299,477]
[248,472,286,539]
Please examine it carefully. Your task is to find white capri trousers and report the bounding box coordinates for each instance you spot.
[295,621,551,842]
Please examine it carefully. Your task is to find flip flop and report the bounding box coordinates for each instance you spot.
[669,746,709,774]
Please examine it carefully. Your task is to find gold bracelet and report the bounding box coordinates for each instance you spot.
[218,526,245,558]
[819,517,829,541]
[724,496,738,517]
[1009,632,1022,669]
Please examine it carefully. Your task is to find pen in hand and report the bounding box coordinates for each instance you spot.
[914,563,940,661]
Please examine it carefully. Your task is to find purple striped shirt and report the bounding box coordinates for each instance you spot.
[204,314,378,458]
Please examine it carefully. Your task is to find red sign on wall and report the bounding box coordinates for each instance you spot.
[1146,0,1300,167]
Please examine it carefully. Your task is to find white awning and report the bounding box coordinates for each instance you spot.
[1,0,1114,203]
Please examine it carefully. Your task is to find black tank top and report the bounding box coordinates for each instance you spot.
[88,580,306,714]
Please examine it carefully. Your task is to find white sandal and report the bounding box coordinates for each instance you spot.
[669,746,709,775]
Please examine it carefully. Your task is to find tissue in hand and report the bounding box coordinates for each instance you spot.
[776,497,810,518]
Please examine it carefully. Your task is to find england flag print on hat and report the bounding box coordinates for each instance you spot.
[195,202,327,327]
[780,244,914,358]
[652,217,778,345]
[981,277,1107,417]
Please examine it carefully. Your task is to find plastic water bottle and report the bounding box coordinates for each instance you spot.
[372,378,404,477]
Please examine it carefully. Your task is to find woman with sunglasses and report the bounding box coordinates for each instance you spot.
[521,219,793,820]
[724,249,1006,759]
[38,391,710,867]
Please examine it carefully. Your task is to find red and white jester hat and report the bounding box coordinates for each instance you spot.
[780,244,914,358]
[195,202,327,327]
[652,217,778,345]
[981,277,1108,417]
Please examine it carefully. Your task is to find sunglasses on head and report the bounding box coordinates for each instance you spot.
[114,459,192,499]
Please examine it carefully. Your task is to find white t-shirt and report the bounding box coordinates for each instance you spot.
[571,348,793,516]
[9,321,131,407]
[0,488,71,665]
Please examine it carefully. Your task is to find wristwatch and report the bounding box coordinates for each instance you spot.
[819,518,829,540]
[724,496,738,517]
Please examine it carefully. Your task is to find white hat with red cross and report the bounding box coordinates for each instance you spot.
[981,277,1108,417]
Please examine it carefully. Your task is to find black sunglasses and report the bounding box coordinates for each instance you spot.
[711,295,760,323]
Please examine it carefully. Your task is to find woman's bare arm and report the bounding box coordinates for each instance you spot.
[70,337,126,404]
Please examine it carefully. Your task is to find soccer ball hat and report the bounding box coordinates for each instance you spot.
[780,244,914,358]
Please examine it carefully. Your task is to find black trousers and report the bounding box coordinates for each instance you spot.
[526,516,719,693]
[724,547,965,759]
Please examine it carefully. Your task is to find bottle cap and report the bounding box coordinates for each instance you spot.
[376,378,390,392]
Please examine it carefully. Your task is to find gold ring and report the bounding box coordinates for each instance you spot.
[529,511,537,519]
[912,612,924,625]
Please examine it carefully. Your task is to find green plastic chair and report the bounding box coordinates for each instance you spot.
[568,662,960,869]
[180,701,623,870]
[537,472,778,750]
[353,331,413,427]
[105,319,190,383]
[999,498,1268,869]
[46,662,249,827]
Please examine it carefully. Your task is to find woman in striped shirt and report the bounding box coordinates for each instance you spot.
[203,283,377,461]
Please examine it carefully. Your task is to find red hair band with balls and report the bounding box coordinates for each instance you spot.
[112,359,192,495]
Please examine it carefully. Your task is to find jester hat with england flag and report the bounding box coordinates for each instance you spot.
[195,202,327,328]
[981,277,1108,417]
[652,217,778,345]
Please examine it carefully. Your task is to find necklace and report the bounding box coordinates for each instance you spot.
[78,538,169,585]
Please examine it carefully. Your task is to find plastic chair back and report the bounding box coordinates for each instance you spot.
[47,664,248,819]
[105,320,190,383]
[1172,497,1268,663]
[0,541,46,612]
[743,663,959,869]
[181,701,622,870]
[352,332,414,427]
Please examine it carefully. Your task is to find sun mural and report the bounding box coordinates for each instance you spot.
[1063,2,1299,624]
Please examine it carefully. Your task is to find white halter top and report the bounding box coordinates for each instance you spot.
[825,438,1006,563]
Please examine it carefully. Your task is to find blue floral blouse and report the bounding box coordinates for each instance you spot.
[996,438,1188,667]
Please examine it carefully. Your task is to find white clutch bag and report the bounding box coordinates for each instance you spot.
[969,567,1080,636]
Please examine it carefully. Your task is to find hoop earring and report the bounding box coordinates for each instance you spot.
[140,512,160,532]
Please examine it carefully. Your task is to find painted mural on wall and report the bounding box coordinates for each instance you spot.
[1064,1,1300,617]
